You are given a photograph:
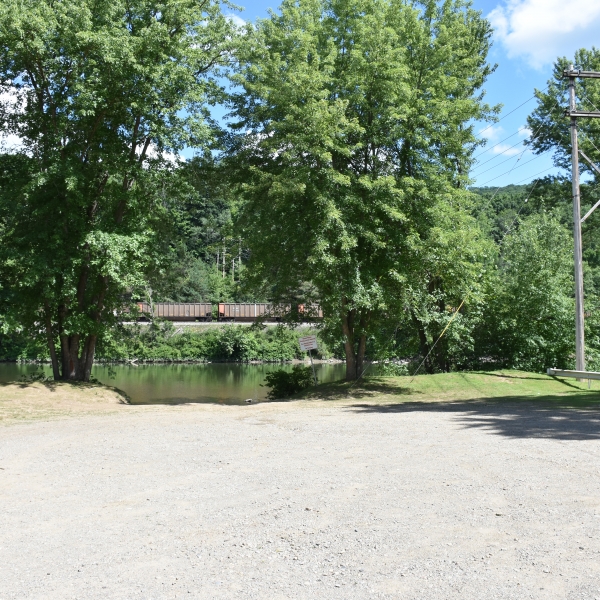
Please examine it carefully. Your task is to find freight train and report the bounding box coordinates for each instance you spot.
[136,302,323,322]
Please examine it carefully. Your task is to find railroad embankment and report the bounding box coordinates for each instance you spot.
[1,323,334,364]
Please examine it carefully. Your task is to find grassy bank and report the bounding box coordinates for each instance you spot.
[298,370,600,407]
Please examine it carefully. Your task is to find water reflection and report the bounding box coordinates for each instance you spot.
[0,362,346,405]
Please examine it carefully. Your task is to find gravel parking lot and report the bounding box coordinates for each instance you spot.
[2,398,600,599]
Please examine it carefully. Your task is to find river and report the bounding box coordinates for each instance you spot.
[0,362,347,405]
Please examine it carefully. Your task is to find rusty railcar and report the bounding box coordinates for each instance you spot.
[297,303,324,319]
[136,302,212,321]
[217,303,292,321]
[135,302,323,322]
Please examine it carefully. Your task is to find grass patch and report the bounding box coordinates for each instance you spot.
[297,370,600,408]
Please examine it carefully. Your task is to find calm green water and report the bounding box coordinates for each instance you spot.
[0,362,346,405]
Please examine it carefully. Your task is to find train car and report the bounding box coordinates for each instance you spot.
[136,302,212,321]
[297,303,324,319]
[217,303,292,322]
[134,302,323,322]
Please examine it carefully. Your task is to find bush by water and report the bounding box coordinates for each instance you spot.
[263,365,316,400]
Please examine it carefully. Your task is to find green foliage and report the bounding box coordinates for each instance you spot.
[371,361,411,377]
[0,0,235,380]
[92,323,331,363]
[0,332,48,362]
[155,154,258,303]
[527,48,600,175]
[263,365,315,400]
[470,185,531,242]
[477,213,575,371]
[226,0,497,379]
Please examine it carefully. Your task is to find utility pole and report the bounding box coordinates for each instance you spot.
[563,66,600,374]
[568,65,585,373]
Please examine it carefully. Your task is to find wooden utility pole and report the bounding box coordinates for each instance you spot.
[568,65,585,372]
[563,66,600,374]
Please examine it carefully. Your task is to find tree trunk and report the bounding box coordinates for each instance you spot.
[341,302,357,381]
[83,335,97,381]
[413,314,434,374]
[343,337,357,381]
[57,333,97,381]
[60,334,81,380]
[356,333,367,379]
[341,304,369,381]
[44,303,60,380]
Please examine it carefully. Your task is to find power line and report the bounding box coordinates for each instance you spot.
[505,165,557,187]
[579,89,600,113]
[475,87,548,139]
[474,151,550,187]
[471,137,531,173]
[473,128,524,159]
[471,123,545,179]
[472,146,531,177]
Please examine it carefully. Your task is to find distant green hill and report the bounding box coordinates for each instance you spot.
[469,184,529,197]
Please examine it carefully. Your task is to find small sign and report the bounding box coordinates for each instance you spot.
[299,335,318,352]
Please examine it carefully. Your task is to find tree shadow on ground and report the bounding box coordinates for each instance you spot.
[484,371,582,389]
[348,394,600,440]
[299,378,417,401]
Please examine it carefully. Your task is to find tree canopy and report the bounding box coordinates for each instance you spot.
[225,0,496,379]
[0,0,235,380]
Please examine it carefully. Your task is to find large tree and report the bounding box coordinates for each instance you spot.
[527,48,600,176]
[0,0,235,380]
[526,48,600,364]
[226,0,496,379]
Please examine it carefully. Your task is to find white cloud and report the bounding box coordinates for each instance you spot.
[477,124,503,141]
[225,13,246,29]
[492,143,523,156]
[518,125,531,137]
[489,0,600,69]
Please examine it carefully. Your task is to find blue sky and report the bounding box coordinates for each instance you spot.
[204,0,600,188]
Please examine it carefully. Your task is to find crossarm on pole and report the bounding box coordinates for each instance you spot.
[579,151,600,223]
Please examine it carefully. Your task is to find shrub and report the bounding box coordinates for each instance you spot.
[263,365,315,400]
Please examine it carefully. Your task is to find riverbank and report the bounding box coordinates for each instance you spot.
[2,371,600,599]
[2,370,599,425]
[0,323,336,363]
[0,381,130,424]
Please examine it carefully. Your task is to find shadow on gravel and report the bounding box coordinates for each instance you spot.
[349,395,600,440]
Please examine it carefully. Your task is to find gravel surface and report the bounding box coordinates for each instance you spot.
[2,399,600,599]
